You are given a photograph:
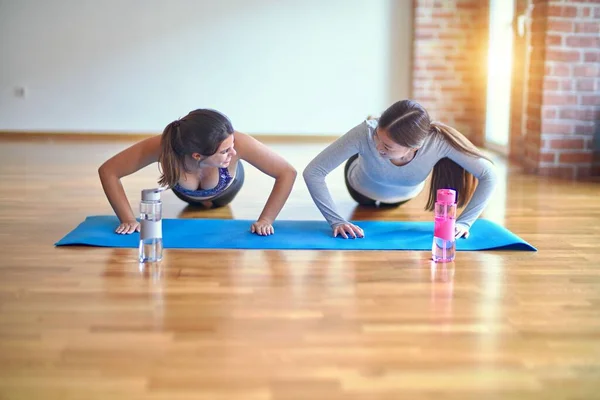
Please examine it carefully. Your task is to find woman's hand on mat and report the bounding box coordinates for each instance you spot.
[333,223,364,239]
[251,219,274,236]
[116,220,140,234]
[455,224,469,239]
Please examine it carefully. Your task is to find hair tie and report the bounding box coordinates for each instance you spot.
[172,120,181,128]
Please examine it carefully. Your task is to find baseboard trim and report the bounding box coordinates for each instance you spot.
[0,131,339,143]
[0,131,155,142]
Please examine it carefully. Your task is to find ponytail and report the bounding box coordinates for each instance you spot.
[157,109,234,188]
[158,121,186,188]
[425,122,492,211]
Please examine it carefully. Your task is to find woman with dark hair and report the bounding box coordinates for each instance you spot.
[99,109,297,236]
[303,99,497,240]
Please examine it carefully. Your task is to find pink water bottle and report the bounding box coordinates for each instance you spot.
[432,188,457,263]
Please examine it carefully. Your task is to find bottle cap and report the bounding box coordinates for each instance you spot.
[141,187,165,201]
[436,188,456,204]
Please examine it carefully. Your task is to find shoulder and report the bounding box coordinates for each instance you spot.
[232,131,261,151]
[135,135,163,159]
[137,134,162,148]
[431,132,497,178]
[231,130,286,164]
[365,117,379,130]
[326,119,373,154]
[345,119,375,141]
[233,130,250,141]
[413,131,444,156]
[424,131,470,156]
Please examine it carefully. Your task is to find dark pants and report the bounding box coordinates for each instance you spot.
[343,154,410,207]
[172,162,245,208]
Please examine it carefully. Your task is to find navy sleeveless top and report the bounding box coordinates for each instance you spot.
[172,167,233,198]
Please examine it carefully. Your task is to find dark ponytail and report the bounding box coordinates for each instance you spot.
[425,122,491,211]
[157,109,234,188]
[158,121,184,188]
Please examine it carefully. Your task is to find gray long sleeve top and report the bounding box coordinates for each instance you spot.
[303,119,497,229]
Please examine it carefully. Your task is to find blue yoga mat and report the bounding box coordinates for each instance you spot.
[55,216,536,251]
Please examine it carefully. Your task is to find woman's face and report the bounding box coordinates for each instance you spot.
[193,134,236,168]
[373,127,416,161]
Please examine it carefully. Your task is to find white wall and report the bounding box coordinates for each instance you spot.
[0,0,412,135]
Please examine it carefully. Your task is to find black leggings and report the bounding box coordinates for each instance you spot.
[343,154,410,207]
[172,162,245,208]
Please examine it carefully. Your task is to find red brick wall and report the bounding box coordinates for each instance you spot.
[539,0,600,178]
[412,0,489,146]
[516,0,600,178]
[415,0,600,178]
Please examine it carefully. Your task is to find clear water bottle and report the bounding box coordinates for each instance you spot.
[432,188,457,263]
[139,188,164,263]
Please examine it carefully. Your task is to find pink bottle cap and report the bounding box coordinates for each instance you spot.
[436,188,456,204]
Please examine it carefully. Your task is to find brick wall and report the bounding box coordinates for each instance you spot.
[536,0,600,178]
[415,0,600,179]
[513,0,600,178]
[412,0,489,146]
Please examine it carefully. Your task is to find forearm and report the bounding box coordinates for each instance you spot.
[257,169,297,223]
[301,122,366,227]
[303,168,348,227]
[456,172,498,229]
[99,169,137,223]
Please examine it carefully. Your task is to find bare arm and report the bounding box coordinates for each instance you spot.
[98,136,162,230]
[233,132,297,229]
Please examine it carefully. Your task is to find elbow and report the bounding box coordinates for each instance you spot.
[302,165,314,183]
[286,165,298,186]
[302,161,325,182]
[98,161,117,184]
[480,159,499,188]
[274,164,297,185]
[302,163,326,188]
[487,159,498,181]
[98,162,109,180]
[288,164,298,181]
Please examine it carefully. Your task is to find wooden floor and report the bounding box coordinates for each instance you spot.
[1,136,600,400]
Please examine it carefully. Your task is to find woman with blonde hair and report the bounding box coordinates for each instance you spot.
[303,99,497,239]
